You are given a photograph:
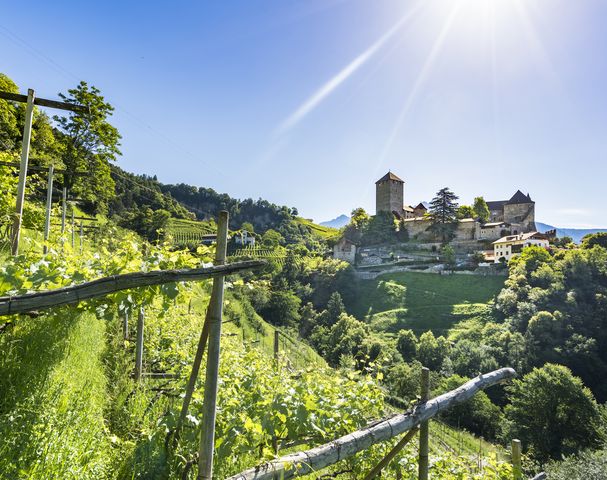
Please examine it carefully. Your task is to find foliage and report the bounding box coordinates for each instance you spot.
[435,375,502,439]
[473,196,490,222]
[54,81,122,213]
[441,244,456,268]
[396,329,418,361]
[260,289,301,327]
[581,232,607,249]
[545,446,607,480]
[503,364,604,462]
[457,205,475,219]
[428,187,459,242]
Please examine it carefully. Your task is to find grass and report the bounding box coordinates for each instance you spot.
[295,217,339,239]
[348,271,505,335]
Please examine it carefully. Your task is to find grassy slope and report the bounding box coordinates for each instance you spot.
[348,272,505,335]
[295,217,339,239]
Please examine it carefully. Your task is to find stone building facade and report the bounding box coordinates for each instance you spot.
[376,172,405,216]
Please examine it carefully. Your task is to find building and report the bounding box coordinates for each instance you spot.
[493,231,549,263]
[376,172,405,217]
[478,221,510,241]
[333,237,357,263]
[486,191,536,234]
[412,202,428,218]
[234,230,256,247]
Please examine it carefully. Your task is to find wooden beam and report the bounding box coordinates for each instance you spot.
[0,90,88,113]
[0,260,264,316]
[225,368,516,480]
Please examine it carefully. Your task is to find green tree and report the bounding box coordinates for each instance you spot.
[456,205,475,219]
[436,374,502,439]
[317,291,346,327]
[350,207,370,229]
[581,232,607,249]
[324,313,369,366]
[441,245,456,269]
[504,364,604,462]
[261,229,284,247]
[428,187,459,242]
[362,211,397,245]
[241,221,255,233]
[260,290,301,327]
[473,197,490,222]
[54,81,121,212]
[417,331,451,371]
[396,329,418,361]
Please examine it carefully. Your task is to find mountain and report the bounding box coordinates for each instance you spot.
[319,214,350,229]
[536,222,607,244]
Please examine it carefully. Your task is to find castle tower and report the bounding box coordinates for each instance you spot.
[375,171,404,216]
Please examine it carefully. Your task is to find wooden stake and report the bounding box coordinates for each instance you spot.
[134,305,145,381]
[123,309,129,340]
[418,367,430,480]
[43,164,54,254]
[511,439,522,480]
[274,329,280,364]
[61,187,67,235]
[71,209,75,248]
[11,89,35,256]
[79,221,83,254]
[363,427,419,480]
[198,211,229,480]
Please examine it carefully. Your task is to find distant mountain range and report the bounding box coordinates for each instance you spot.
[319,214,350,229]
[536,222,607,243]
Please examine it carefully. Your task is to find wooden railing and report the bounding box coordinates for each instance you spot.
[226,368,517,480]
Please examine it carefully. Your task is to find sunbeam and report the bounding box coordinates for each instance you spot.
[370,1,462,182]
[274,0,425,135]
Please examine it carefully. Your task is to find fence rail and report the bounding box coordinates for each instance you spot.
[0,260,264,316]
[227,368,516,480]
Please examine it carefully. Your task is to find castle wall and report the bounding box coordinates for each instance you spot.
[503,203,535,233]
[376,179,404,215]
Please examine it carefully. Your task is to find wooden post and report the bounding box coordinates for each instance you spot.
[134,305,145,381]
[71,209,75,248]
[79,221,83,254]
[511,439,522,480]
[418,367,430,480]
[123,309,129,340]
[61,187,67,234]
[43,164,54,254]
[274,329,280,363]
[363,427,419,480]
[198,211,229,480]
[11,89,35,256]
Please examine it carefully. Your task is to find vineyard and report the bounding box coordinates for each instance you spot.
[230,245,288,265]
[165,218,217,247]
[0,222,517,479]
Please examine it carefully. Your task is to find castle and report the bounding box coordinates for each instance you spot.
[375,171,536,242]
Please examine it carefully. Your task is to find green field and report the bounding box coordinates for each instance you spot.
[348,272,505,335]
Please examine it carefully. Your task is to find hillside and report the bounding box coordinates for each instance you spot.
[347,271,505,335]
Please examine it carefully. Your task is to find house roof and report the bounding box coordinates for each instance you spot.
[493,231,548,244]
[413,202,428,210]
[508,190,533,205]
[375,171,404,184]
[403,205,414,212]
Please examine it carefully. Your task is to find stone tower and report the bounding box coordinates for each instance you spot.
[375,172,404,216]
[503,190,536,233]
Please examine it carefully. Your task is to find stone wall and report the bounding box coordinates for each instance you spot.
[503,202,535,232]
[376,179,404,215]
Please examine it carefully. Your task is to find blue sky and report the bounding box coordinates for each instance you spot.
[2,0,606,227]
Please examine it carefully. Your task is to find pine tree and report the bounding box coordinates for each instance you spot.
[428,187,459,242]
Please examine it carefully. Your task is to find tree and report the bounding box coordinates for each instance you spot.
[504,364,604,462]
[456,205,475,219]
[417,331,451,371]
[54,81,121,212]
[428,187,459,242]
[441,245,456,269]
[396,329,417,360]
[241,222,255,233]
[581,232,607,250]
[317,291,346,327]
[260,290,301,327]
[473,197,490,222]
[261,229,284,247]
[436,374,502,439]
[362,211,397,245]
[350,207,370,229]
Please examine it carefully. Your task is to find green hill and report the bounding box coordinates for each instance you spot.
[347,272,505,335]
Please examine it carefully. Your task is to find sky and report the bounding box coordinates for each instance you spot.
[1,0,607,228]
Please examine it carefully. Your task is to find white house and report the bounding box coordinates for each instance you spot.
[234,230,256,247]
[493,231,550,263]
[333,237,357,263]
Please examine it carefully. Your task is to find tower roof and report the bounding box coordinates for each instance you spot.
[508,190,533,204]
[376,171,404,184]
